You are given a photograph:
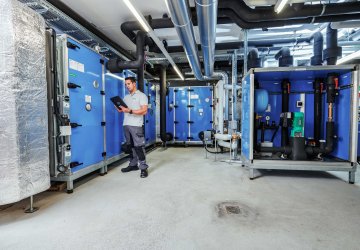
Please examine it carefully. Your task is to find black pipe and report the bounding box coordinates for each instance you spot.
[137,66,144,93]
[260,122,265,143]
[311,32,324,66]
[306,122,335,155]
[275,48,293,67]
[306,74,337,156]
[46,0,133,60]
[313,78,323,146]
[219,9,360,30]
[247,48,261,70]
[324,24,342,65]
[160,65,167,143]
[218,0,360,22]
[281,79,290,147]
[166,38,311,53]
[326,73,338,104]
[106,31,146,92]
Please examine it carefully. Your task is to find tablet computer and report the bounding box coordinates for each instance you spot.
[110,96,128,109]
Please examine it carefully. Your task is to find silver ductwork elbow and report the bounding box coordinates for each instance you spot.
[166,0,204,80]
[196,0,217,77]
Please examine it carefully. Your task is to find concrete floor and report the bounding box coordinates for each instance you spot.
[1,147,360,250]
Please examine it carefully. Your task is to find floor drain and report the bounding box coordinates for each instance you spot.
[225,205,241,215]
[217,201,257,220]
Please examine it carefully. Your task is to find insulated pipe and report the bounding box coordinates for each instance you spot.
[323,24,342,65]
[306,74,337,155]
[195,0,217,77]
[311,32,324,66]
[218,140,237,150]
[313,78,323,145]
[231,50,238,122]
[218,0,360,22]
[275,48,293,67]
[160,65,167,143]
[247,48,261,71]
[106,31,146,92]
[214,71,228,133]
[166,0,204,80]
[281,79,290,147]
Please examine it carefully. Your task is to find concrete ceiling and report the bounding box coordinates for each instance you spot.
[60,0,170,53]
[57,0,360,66]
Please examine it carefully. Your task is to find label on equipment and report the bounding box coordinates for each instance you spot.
[199,108,204,112]
[205,98,210,102]
[85,95,92,103]
[69,59,85,73]
[190,94,199,99]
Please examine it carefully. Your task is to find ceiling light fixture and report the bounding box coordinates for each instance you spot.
[274,0,289,14]
[123,0,149,32]
[337,50,360,65]
[123,0,184,80]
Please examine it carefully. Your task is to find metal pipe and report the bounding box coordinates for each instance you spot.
[195,0,217,77]
[231,50,238,122]
[166,0,204,80]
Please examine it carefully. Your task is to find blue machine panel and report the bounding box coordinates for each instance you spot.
[144,81,156,145]
[166,88,175,138]
[67,38,104,172]
[174,87,189,141]
[189,87,213,141]
[145,83,156,144]
[241,74,252,160]
[105,71,125,159]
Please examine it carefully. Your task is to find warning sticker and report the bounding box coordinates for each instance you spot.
[69,59,85,73]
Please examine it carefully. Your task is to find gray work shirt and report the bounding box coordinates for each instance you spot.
[123,90,148,127]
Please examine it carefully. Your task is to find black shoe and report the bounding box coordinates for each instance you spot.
[121,165,139,173]
[140,169,148,178]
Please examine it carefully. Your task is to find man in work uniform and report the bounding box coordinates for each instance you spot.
[115,76,149,178]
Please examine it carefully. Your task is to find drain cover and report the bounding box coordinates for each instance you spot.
[225,205,241,215]
[217,201,257,220]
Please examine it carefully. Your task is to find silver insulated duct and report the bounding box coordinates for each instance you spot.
[166,0,204,80]
[196,0,217,77]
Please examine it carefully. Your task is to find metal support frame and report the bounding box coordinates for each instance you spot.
[243,29,248,77]
[24,196,39,213]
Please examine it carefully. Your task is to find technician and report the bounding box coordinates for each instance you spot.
[115,76,149,178]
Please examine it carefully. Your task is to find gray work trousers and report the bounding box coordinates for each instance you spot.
[123,125,149,170]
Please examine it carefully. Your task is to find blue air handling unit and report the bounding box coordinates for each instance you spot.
[241,65,359,183]
[104,69,127,169]
[52,35,106,193]
[144,81,156,146]
[166,86,213,144]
